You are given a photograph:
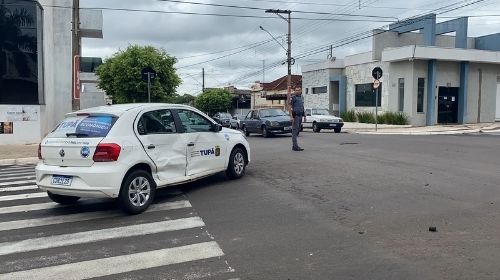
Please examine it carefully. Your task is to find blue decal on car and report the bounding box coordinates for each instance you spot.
[80,146,91,158]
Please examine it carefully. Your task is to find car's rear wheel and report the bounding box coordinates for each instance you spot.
[226,147,246,179]
[262,126,270,138]
[243,125,250,136]
[334,128,341,133]
[119,169,156,215]
[47,192,80,205]
[313,122,321,133]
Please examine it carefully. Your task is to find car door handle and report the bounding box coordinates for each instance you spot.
[147,144,155,150]
[187,142,195,147]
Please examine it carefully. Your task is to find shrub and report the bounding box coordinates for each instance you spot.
[378,112,409,125]
[340,110,357,122]
[357,111,375,123]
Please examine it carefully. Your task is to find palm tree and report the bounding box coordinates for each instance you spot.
[0,0,38,104]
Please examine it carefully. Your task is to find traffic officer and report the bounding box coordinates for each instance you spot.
[290,90,306,151]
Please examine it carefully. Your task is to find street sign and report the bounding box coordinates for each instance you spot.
[373,79,381,89]
[372,67,383,80]
[141,67,156,82]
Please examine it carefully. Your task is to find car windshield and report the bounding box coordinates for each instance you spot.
[312,109,330,115]
[260,109,287,118]
[49,114,118,138]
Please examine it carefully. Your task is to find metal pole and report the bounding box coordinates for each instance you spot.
[202,68,205,93]
[147,72,151,103]
[286,12,292,112]
[375,87,378,131]
[72,0,80,111]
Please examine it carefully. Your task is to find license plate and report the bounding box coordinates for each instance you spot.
[284,126,292,131]
[51,175,73,186]
[329,124,338,127]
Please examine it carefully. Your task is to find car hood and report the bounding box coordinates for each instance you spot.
[262,115,290,122]
[221,127,244,134]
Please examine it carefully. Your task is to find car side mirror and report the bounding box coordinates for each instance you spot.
[306,113,311,116]
[211,123,223,132]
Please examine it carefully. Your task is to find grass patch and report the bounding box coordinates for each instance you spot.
[356,111,375,123]
[377,112,409,125]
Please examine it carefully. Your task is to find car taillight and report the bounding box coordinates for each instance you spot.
[38,143,42,160]
[93,143,121,162]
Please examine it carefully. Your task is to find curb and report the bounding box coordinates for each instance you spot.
[350,129,481,135]
[0,157,39,166]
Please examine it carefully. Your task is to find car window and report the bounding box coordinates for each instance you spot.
[312,109,330,115]
[49,115,118,138]
[178,109,212,133]
[306,109,312,116]
[260,109,287,118]
[138,109,176,135]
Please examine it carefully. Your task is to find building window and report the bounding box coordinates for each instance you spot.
[417,78,425,113]
[305,88,309,94]
[355,83,381,107]
[0,1,42,105]
[312,86,327,94]
[398,78,404,112]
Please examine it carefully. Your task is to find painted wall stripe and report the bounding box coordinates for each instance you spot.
[0,216,205,256]
[0,200,192,231]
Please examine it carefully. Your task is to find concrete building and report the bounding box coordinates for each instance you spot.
[302,14,500,125]
[0,0,102,144]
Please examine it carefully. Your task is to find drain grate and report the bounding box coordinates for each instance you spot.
[339,142,359,145]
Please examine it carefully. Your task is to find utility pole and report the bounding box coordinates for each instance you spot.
[72,0,80,111]
[202,68,205,93]
[262,60,265,83]
[265,9,292,111]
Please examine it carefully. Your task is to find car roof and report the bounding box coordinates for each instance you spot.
[68,103,195,117]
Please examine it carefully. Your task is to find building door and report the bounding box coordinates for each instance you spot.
[496,82,500,121]
[438,87,459,124]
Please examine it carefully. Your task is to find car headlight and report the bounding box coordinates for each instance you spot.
[320,119,330,122]
[270,121,280,127]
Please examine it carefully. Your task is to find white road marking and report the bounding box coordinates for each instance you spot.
[0,175,35,181]
[0,241,224,280]
[0,180,36,187]
[0,202,63,215]
[0,185,38,192]
[0,192,46,202]
[0,200,192,231]
[0,216,205,256]
[0,166,35,172]
[0,171,35,177]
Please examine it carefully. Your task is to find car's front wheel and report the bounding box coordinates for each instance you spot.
[119,169,156,214]
[47,192,80,205]
[334,128,342,133]
[226,147,246,179]
[262,126,270,138]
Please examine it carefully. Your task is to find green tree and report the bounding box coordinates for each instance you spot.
[96,45,181,103]
[166,93,195,105]
[194,89,232,116]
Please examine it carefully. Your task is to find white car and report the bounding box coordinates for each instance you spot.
[229,115,240,129]
[36,104,251,214]
[303,108,344,133]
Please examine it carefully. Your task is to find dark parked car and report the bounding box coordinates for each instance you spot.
[240,108,292,138]
[212,112,232,127]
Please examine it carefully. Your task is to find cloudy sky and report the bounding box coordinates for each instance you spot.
[80,0,500,95]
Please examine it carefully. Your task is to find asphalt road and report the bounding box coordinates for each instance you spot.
[1,131,499,279]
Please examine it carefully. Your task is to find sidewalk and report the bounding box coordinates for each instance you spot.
[0,144,38,165]
[343,122,500,135]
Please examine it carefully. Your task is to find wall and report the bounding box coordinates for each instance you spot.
[344,61,390,113]
[302,68,329,109]
[466,63,498,123]
[0,105,42,144]
[38,0,73,138]
[388,61,414,116]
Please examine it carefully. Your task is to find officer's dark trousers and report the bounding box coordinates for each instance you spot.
[292,115,303,149]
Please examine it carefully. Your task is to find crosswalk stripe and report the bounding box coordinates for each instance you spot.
[0,175,35,181]
[0,241,224,280]
[0,202,63,215]
[0,171,35,177]
[0,192,46,202]
[0,185,38,192]
[0,216,205,256]
[0,180,36,187]
[0,166,35,172]
[0,200,192,231]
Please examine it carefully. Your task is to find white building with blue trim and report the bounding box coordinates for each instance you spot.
[302,14,500,126]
